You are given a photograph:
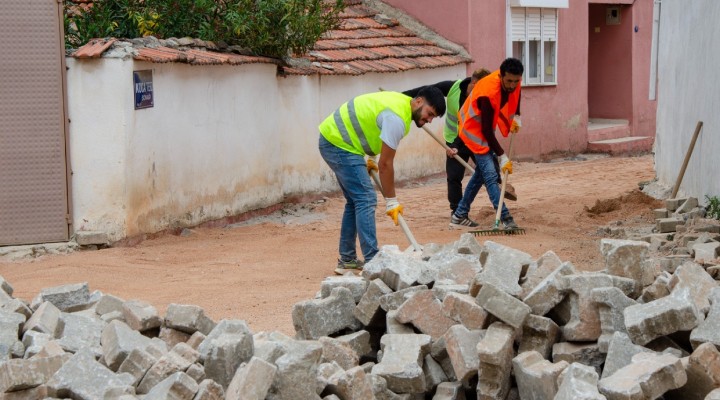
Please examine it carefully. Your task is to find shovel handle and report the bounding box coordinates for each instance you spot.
[421,125,476,174]
[671,121,703,198]
[369,170,422,252]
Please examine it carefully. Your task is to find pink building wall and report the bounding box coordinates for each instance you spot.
[384,0,656,159]
[588,4,633,119]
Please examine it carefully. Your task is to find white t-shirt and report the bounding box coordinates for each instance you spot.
[377,109,407,150]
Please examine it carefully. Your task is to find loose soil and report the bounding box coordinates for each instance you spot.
[0,154,662,336]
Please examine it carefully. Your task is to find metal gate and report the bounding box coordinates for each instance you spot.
[0,0,71,245]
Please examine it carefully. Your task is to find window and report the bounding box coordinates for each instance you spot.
[510,7,558,85]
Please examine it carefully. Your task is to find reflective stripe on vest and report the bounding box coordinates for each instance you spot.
[319,91,413,156]
[443,80,463,143]
[458,70,520,154]
[459,103,487,149]
[332,97,372,155]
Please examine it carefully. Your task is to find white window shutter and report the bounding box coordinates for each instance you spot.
[511,8,526,41]
[542,8,557,41]
[527,8,542,41]
[510,0,568,8]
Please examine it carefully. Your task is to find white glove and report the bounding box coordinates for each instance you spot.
[385,197,399,212]
[499,154,513,174]
[385,197,403,225]
[510,115,522,133]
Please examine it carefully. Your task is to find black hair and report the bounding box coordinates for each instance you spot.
[500,58,524,76]
[416,86,446,117]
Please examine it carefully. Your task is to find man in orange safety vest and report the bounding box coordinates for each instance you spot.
[449,58,523,230]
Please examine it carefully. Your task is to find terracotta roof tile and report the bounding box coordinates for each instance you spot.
[71,38,115,58]
[338,4,375,18]
[340,17,394,30]
[69,2,470,76]
[281,2,471,76]
[135,47,188,63]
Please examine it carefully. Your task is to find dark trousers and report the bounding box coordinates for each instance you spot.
[446,140,502,213]
[446,140,474,213]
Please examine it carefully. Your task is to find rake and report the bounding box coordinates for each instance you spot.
[470,132,525,236]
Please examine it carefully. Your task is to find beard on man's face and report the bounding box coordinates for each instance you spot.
[412,107,424,127]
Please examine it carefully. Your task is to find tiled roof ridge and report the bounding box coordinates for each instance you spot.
[284,1,470,75]
[70,36,281,66]
[68,0,471,75]
[362,0,471,59]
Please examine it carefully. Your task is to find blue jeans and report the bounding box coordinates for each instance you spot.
[319,135,378,262]
[454,151,511,221]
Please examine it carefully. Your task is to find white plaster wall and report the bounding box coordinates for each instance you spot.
[277,66,466,197]
[655,0,720,202]
[122,62,283,237]
[66,58,129,239]
[67,55,465,241]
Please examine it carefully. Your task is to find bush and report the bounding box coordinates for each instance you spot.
[706,195,720,220]
[64,0,141,47]
[64,0,345,59]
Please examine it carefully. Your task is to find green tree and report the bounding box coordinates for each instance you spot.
[64,0,141,47]
[64,0,345,60]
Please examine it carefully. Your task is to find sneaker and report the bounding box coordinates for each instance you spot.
[504,183,517,201]
[502,217,519,229]
[335,258,365,275]
[449,214,479,229]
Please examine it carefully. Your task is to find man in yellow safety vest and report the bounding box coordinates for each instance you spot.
[318,87,446,272]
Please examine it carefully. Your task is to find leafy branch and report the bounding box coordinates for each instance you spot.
[64,0,345,60]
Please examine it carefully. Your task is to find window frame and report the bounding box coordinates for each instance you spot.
[507,6,559,87]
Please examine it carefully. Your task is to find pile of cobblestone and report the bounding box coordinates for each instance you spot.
[1,197,719,399]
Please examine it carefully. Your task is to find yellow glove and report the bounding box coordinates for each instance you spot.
[499,154,513,174]
[385,197,403,226]
[510,116,522,133]
[366,157,379,175]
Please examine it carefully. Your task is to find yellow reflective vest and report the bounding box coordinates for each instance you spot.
[443,79,463,143]
[319,91,412,156]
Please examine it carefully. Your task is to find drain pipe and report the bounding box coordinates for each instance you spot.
[649,0,661,100]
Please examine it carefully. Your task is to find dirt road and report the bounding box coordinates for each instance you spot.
[0,154,661,335]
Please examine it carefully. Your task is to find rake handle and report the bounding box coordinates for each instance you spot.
[494,133,516,227]
[369,169,422,252]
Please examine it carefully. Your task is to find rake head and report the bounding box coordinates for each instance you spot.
[470,227,526,236]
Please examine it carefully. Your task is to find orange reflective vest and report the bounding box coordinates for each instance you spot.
[458,70,521,155]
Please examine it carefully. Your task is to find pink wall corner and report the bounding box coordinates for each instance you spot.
[383,0,472,50]
[465,1,507,73]
[631,0,657,138]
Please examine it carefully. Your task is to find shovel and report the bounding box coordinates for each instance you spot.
[422,125,477,174]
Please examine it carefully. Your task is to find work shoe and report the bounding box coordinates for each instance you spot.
[502,217,519,230]
[504,183,517,201]
[450,214,479,229]
[335,258,364,275]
